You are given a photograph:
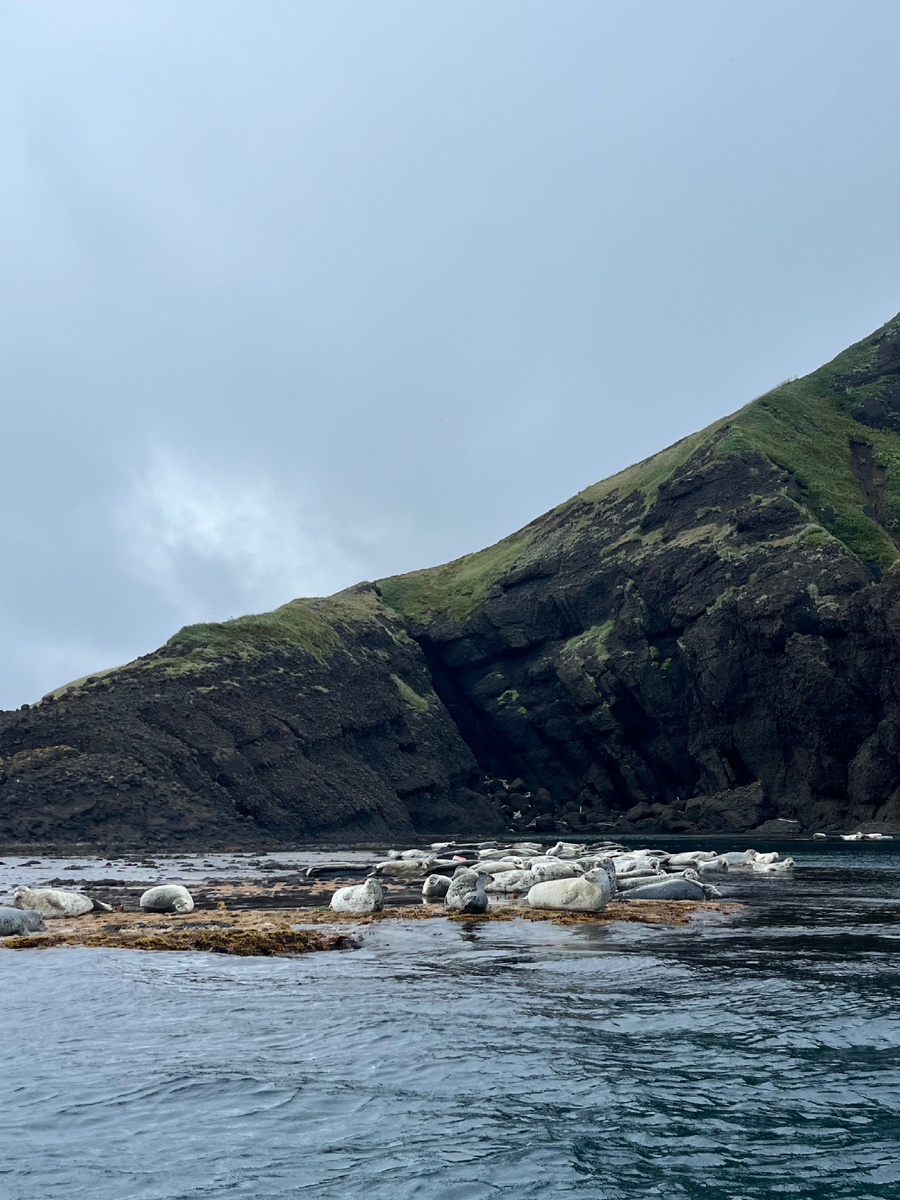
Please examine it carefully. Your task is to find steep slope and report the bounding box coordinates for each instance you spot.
[0,590,502,848]
[4,313,900,847]
[377,312,900,833]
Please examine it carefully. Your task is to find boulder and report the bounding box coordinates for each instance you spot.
[683,783,770,833]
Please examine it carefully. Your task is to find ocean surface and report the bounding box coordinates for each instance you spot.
[3,840,899,1200]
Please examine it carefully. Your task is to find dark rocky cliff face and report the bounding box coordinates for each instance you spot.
[0,592,502,848]
[5,315,900,847]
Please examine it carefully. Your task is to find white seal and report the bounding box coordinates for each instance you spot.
[422,873,451,899]
[372,858,436,878]
[752,858,795,872]
[526,868,612,912]
[139,884,195,913]
[14,887,94,918]
[330,878,384,913]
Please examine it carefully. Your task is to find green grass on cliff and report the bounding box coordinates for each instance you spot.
[159,599,343,670]
[378,528,533,625]
[709,314,900,571]
[376,312,900,622]
[575,420,730,509]
[715,382,900,570]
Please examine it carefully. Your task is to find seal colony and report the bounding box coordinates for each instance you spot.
[0,837,793,953]
[396,838,793,914]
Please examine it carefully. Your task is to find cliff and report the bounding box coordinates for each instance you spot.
[5,313,900,847]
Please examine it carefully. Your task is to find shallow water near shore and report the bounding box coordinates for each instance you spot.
[3,842,900,1200]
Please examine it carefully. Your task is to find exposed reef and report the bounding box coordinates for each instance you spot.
[0,901,736,954]
[6,314,900,842]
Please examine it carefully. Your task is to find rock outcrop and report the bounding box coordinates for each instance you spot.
[0,590,502,847]
[5,313,900,846]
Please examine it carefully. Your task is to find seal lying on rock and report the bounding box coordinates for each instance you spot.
[372,858,436,878]
[330,877,384,913]
[752,858,795,873]
[0,906,46,935]
[474,859,527,874]
[624,877,706,900]
[445,869,489,913]
[527,868,613,912]
[660,851,715,868]
[139,884,194,913]
[14,887,95,918]
[485,868,539,894]
[720,850,757,866]
[422,873,452,899]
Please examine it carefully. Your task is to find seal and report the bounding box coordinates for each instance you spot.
[624,877,706,900]
[14,887,94,918]
[139,884,195,913]
[662,850,719,868]
[372,858,437,878]
[330,877,384,913]
[613,855,664,876]
[545,840,585,859]
[527,868,612,912]
[485,868,539,894]
[0,906,46,936]
[696,857,730,873]
[752,858,795,872]
[616,868,699,892]
[445,869,489,913]
[422,873,452,899]
[473,859,527,875]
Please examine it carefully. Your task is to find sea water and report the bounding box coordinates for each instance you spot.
[2,842,899,1200]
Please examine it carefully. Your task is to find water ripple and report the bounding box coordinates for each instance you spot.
[3,846,900,1199]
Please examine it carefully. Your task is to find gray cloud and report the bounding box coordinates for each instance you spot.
[117,448,368,616]
[2,0,900,706]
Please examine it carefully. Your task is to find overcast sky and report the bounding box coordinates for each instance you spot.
[2,0,900,708]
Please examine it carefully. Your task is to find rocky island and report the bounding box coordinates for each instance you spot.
[5,313,900,849]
